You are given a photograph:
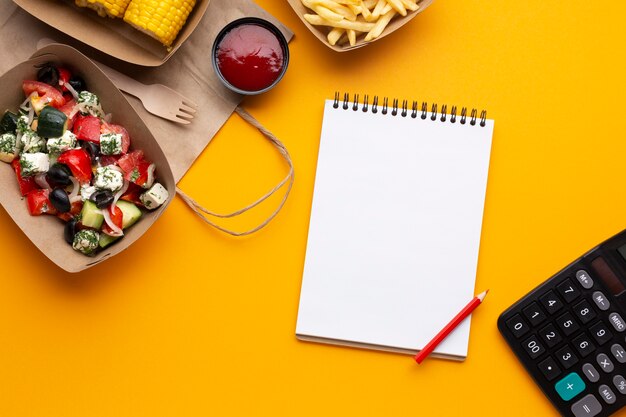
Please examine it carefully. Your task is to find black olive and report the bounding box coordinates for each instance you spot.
[50,188,71,213]
[80,140,100,163]
[37,65,59,86]
[46,163,73,187]
[68,75,87,93]
[64,218,79,245]
[90,190,114,209]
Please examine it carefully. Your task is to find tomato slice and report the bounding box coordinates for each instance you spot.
[120,182,144,207]
[117,150,144,173]
[101,122,130,154]
[22,80,65,108]
[134,162,155,188]
[72,115,101,143]
[26,189,57,216]
[102,204,124,237]
[57,200,84,222]
[10,159,39,196]
[118,150,155,188]
[58,68,71,92]
[98,155,120,167]
[57,149,92,184]
[59,98,77,130]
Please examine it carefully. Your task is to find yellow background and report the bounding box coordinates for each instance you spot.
[1,0,626,416]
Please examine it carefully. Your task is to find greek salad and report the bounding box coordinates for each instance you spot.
[0,63,169,256]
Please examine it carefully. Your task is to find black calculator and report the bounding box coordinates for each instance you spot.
[498,230,626,417]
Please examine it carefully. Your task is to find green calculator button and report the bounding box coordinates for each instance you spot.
[555,372,586,401]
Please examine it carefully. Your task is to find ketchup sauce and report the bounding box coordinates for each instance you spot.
[215,23,285,92]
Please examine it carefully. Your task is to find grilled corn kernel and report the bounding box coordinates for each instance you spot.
[123,0,196,47]
[75,0,131,18]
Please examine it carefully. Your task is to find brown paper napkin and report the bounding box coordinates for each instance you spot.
[0,0,294,183]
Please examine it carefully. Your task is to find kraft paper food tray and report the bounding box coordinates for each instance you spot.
[0,44,175,272]
[287,0,433,52]
[12,0,210,67]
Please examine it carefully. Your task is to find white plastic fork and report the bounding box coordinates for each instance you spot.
[96,62,198,125]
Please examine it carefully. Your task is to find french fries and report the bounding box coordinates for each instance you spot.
[301,0,419,46]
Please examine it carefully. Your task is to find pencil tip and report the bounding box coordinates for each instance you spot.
[477,290,489,301]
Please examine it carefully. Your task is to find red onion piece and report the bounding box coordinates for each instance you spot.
[68,177,80,200]
[101,207,123,237]
[63,81,79,100]
[113,180,129,206]
[34,173,51,190]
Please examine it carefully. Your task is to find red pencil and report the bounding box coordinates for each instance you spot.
[414,290,489,364]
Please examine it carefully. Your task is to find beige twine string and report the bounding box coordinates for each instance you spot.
[175,106,294,237]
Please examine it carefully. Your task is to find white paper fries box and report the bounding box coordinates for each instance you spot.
[0,44,175,272]
[287,0,433,52]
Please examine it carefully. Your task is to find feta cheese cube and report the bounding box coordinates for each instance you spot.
[99,133,123,155]
[0,132,17,163]
[20,130,46,153]
[16,114,30,134]
[77,91,103,117]
[47,130,77,155]
[80,184,97,201]
[94,166,124,192]
[140,182,169,210]
[72,229,100,255]
[19,152,49,177]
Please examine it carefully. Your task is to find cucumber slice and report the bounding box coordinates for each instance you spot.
[99,233,120,248]
[37,106,68,138]
[116,200,142,229]
[80,200,104,229]
[99,201,141,247]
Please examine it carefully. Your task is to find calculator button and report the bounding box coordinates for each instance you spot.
[558,279,582,303]
[611,343,626,363]
[539,290,564,315]
[522,335,546,359]
[576,270,594,289]
[538,357,562,381]
[539,323,563,348]
[612,375,626,394]
[590,322,613,345]
[591,291,610,311]
[582,363,600,383]
[596,353,614,373]
[556,372,586,401]
[522,302,547,326]
[571,394,602,417]
[573,300,597,325]
[505,314,530,338]
[557,312,581,336]
[556,345,579,369]
[573,334,596,357]
[598,385,616,404]
[608,312,626,332]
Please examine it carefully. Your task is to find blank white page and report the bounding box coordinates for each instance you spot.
[296,99,494,359]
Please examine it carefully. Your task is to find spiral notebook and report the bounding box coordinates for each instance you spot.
[296,93,494,360]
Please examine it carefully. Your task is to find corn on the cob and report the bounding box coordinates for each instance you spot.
[123,0,196,47]
[75,0,131,18]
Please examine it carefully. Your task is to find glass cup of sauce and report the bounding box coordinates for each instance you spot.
[212,17,290,95]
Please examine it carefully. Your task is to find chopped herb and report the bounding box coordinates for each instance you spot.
[130,168,140,182]
[0,133,16,153]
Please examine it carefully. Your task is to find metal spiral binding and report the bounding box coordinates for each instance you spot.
[332,92,487,127]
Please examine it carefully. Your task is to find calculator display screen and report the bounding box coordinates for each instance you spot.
[591,255,625,296]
